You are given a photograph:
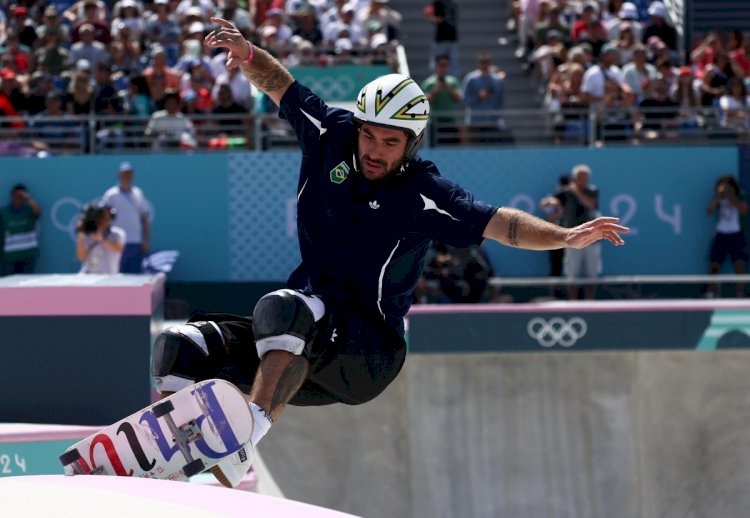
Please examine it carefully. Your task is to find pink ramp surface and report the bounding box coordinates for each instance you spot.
[0,475,361,518]
[0,423,102,444]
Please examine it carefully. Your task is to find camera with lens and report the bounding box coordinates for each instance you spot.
[79,204,116,234]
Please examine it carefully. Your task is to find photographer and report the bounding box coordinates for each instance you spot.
[706,175,749,297]
[540,164,600,299]
[76,204,126,274]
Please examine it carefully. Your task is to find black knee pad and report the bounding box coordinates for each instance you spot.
[252,290,323,358]
[151,321,227,392]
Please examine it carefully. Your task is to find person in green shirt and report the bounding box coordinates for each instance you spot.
[0,184,42,276]
[421,53,465,145]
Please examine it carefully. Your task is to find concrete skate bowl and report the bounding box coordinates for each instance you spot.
[258,301,750,518]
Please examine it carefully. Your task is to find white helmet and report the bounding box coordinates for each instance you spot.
[353,74,430,161]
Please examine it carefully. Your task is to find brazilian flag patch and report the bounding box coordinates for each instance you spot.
[330,161,351,184]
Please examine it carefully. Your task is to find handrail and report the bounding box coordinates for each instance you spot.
[0,105,748,156]
[489,274,750,287]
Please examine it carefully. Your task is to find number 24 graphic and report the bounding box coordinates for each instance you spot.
[508,193,682,236]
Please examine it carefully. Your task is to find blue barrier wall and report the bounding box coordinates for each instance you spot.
[1,154,231,281]
[422,147,738,277]
[0,146,737,281]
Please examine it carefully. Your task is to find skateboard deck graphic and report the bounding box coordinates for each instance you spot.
[59,379,252,483]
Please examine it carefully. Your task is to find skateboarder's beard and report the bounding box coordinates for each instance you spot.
[361,155,387,168]
[360,154,398,179]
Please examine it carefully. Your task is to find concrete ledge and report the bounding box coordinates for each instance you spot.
[0,274,165,316]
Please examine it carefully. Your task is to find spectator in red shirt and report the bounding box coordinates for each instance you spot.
[0,30,30,74]
[729,35,750,78]
[0,69,24,128]
[143,47,182,93]
[254,0,285,28]
[571,1,607,56]
[71,0,112,45]
[690,32,723,79]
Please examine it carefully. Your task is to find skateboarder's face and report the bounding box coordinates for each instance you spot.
[357,123,408,181]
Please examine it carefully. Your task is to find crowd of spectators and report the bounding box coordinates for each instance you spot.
[0,0,402,152]
[508,0,750,143]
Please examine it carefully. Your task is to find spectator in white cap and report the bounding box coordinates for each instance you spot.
[605,1,643,42]
[99,162,153,273]
[334,37,355,63]
[323,2,363,46]
[111,0,145,40]
[642,1,676,50]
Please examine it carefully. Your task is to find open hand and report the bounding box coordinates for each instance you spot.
[204,17,250,69]
[566,217,629,248]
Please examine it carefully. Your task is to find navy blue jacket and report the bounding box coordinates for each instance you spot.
[279,81,497,325]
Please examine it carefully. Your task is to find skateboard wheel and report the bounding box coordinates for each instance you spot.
[152,399,174,418]
[59,448,82,467]
[183,458,205,477]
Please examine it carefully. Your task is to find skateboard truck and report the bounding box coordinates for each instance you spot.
[152,399,206,478]
[59,449,105,475]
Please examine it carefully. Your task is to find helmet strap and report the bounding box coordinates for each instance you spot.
[397,133,423,174]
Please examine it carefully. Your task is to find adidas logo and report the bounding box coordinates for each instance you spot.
[369,200,380,209]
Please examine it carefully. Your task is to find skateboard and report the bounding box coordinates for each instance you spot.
[59,379,253,485]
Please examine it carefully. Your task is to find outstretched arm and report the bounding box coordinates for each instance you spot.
[482,207,628,250]
[205,18,294,107]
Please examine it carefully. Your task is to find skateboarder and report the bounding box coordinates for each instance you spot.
[151,17,629,485]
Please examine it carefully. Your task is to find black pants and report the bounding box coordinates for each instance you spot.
[188,303,407,407]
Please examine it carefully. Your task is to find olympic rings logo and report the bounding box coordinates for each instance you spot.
[298,75,356,100]
[527,317,588,347]
[51,197,85,241]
